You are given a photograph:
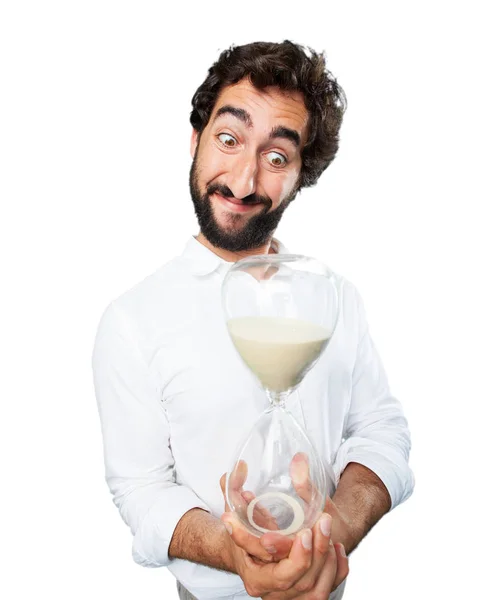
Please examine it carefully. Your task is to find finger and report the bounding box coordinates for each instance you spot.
[221,513,279,564]
[314,514,332,558]
[290,452,324,509]
[220,472,240,512]
[222,461,249,512]
[259,531,293,561]
[310,536,339,597]
[332,543,350,591]
[220,473,229,512]
[241,490,254,503]
[270,528,313,585]
[291,514,332,593]
[242,491,280,532]
[290,452,313,501]
[244,529,313,597]
[230,460,248,490]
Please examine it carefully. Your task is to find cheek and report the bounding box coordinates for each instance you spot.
[197,142,228,184]
[265,172,299,204]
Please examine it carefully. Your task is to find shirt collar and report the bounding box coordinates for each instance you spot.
[180,235,289,277]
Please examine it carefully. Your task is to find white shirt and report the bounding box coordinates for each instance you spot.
[92,236,414,600]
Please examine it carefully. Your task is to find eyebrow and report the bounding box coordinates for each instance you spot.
[269,125,301,149]
[213,105,302,149]
[214,105,253,128]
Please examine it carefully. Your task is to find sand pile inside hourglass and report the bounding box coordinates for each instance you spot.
[227,316,331,393]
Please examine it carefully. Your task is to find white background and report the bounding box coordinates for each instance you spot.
[1,1,493,598]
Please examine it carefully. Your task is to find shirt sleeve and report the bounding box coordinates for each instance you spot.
[92,301,210,567]
[332,284,415,510]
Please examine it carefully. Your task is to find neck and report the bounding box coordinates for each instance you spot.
[195,232,277,263]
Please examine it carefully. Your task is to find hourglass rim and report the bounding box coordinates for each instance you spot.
[227,253,333,273]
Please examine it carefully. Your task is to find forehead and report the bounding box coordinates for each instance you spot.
[211,78,309,139]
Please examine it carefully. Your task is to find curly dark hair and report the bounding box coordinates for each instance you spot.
[190,40,347,190]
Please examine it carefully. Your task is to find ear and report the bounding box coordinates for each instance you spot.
[190,128,199,159]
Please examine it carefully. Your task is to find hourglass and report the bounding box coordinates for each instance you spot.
[222,254,339,537]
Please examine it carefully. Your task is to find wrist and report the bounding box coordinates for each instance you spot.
[330,501,361,554]
[220,525,238,574]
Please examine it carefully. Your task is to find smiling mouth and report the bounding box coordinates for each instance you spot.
[213,193,264,212]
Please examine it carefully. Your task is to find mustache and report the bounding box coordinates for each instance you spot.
[207,183,271,208]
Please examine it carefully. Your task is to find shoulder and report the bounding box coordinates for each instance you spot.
[95,253,194,340]
[331,273,365,334]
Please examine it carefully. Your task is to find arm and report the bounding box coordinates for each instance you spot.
[168,507,235,572]
[330,284,414,552]
[92,302,210,567]
[173,508,349,599]
[93,301,305,576]
[329,462,391,554]
[168,471,294,569]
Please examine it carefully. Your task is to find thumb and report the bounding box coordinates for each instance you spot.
[333,543,350,590]
[219,472,230,512]
[220,472,226,495]
[220,511,234,534]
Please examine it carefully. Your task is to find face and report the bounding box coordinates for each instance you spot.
[189,78,309,252]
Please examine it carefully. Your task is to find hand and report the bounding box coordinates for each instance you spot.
[225,512,349,599]
[220,466,293,563]
[220,454,354,563]
[219,459,349,597]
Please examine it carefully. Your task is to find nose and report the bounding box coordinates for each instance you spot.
[224,151,258,199]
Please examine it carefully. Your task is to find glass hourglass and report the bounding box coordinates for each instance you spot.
[222,254,339,537]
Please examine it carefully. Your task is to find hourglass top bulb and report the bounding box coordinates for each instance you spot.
[222,253,338,394]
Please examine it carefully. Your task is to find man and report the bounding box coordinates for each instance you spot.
[92,40,414,600]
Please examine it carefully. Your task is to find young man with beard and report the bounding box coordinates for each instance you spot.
[92,41,414,600]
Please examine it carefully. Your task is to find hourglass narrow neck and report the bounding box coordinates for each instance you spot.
[267,390,290,408]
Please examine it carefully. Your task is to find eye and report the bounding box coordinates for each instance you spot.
[218,133,237,147]
[266,151,287,167]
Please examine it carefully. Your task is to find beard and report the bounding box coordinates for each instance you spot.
[189,153,298,253]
